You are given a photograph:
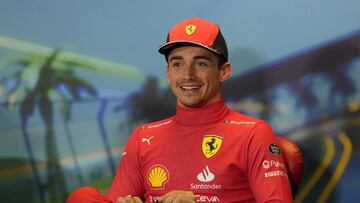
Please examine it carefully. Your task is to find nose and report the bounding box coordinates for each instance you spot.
[183,65,196,80]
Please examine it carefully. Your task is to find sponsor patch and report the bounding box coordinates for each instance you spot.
[264,170,287,178]
[190,183,222,190]
[262,160,286,169]
[269,143,281,155]
[149,196,160,203]
[191,165,222,190]
[202,135,223,158]
[148,165,169,189]
[148,120,172,128]
[224,120,256,125]
[195,195,220,202]
[197,165,214,182]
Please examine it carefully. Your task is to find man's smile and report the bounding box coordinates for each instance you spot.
[179,84,202,94]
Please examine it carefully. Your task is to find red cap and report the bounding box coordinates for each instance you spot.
[158,17,228,61]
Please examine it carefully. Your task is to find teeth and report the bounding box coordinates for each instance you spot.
[183,86,196,90]
[181,86,200,90]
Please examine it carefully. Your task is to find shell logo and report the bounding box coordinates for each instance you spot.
[148,165,169,189]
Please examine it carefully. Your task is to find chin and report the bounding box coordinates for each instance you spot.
[179,100,204,108]
[184,104,201,108]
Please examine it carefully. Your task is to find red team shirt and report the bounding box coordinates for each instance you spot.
[108,100,292,202]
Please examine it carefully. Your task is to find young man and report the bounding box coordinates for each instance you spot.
[68,17,292,203]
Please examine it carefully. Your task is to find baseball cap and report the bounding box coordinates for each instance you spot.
[158,17,228,61]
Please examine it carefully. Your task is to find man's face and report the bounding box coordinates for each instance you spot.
[166,46,231,108]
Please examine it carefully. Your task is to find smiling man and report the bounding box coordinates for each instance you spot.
[67,17,292,203]
[166,45,230,108]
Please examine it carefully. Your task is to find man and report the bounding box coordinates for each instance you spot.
[68,17,292,203]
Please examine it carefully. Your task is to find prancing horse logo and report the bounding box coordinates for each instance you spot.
[185,25,197,35]
[206,138,218,152]
[202,135,223,158]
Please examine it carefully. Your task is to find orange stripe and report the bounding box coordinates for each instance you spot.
[0,162,46,177]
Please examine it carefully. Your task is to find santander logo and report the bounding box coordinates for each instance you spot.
[197,165,215,182]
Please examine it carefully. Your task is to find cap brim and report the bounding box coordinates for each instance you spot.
[158,40,222,56]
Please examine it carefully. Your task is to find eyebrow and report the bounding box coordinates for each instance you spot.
[193,55,212,61]
[168,54,213,62]
[168,55,183,62]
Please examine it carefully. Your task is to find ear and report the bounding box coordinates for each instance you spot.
[219,62,231,82]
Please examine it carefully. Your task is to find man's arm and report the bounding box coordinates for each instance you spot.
[66,127,146,203]
[108,127,146,201]
[246,123,293,202]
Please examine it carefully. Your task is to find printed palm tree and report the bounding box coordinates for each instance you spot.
[1,53,143,203]
[1,53,57,202]
[61,100,85,186]
[0,49,100,202]
[117,76,176,125]
[1,54,47,202]
[0,36,146,200]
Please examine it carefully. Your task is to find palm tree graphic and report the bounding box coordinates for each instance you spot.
[0,36,146,202]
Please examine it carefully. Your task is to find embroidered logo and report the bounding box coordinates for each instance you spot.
[269,143,281,155]
[141,136,154,146]
[197,165,215,182]
[185,24,197,35]
[191,165,222,190]
[202,135,223,158]
[148,165,169,189]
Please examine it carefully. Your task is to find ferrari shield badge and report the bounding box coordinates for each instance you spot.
[185,25,196,35]
[202,135,223,158]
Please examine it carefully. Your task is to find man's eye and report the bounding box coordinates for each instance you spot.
[195,62,208,68]
[171,62,183,69]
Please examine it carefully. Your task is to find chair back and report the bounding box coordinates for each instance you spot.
[276,136,304,196]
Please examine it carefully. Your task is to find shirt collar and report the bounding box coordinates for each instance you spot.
[174,99,229,125]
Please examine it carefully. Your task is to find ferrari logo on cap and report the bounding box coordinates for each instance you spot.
[202,135,223,158]
[185,25,197,35]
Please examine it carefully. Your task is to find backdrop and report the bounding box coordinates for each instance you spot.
[0,1,359,202]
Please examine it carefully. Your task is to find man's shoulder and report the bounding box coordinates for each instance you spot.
[225,109,268,127]
[137,116,175,131]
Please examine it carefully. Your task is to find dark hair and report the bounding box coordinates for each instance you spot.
[164,45,228,69]
[217,54,227,68]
